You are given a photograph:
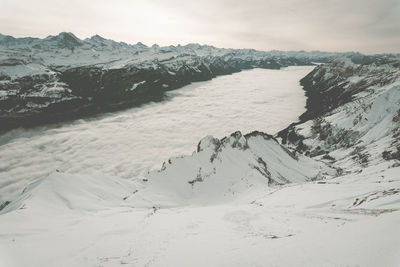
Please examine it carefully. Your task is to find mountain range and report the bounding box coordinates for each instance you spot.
[0,32,365,131]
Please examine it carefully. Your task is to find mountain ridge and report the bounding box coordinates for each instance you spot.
[0,32,371,55]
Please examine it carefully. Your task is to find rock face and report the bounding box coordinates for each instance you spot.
[0,32,356,131]
[278,55,400,172]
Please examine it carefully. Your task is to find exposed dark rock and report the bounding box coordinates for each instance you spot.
[188,168,204,187]
[382,147,400,161]
[244,130,275,141]
[322,154,335,161]
[0,201,10,212]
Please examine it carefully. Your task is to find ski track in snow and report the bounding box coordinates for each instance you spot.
[0,66,313,203]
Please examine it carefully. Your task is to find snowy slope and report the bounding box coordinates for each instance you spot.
[278,56,400,172]
[0,160,399,267]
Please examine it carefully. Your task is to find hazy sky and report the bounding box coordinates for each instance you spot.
[1,0,399,53]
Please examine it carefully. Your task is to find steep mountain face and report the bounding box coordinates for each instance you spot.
[299,56,400,121]
[278,56,400,172]
[0,32,356,131]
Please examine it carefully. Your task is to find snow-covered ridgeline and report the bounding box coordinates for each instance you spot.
[129,131,333,206]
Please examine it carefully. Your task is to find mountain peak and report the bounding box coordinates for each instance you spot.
[90,34,106,41]
[46,32,82,48]
[54,32,79,40]
[135,41,147,48]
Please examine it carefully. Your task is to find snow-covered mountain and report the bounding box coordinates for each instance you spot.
[1,53,399,266]
[278,56,400,171]
[128,131,334,206]
[0,32,358,131]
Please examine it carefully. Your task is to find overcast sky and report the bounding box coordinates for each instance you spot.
[0,0,399,53]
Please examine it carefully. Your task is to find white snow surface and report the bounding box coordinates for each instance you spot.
[1,163,399,267]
